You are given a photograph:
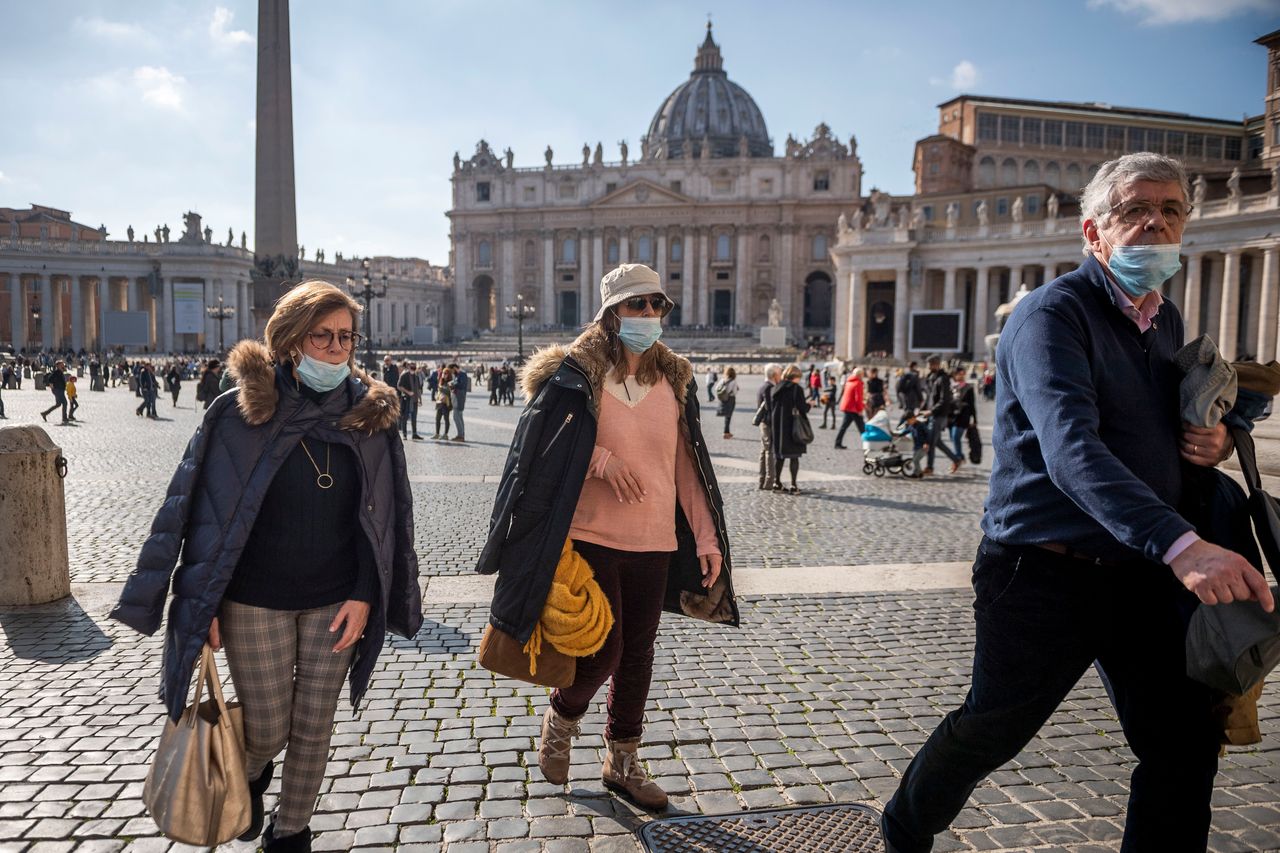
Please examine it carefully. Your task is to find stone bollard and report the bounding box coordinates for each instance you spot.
[0,425,71,605]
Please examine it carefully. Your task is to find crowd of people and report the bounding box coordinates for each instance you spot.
[698,355,992,491]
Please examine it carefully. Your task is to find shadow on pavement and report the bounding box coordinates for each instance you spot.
[394,617,474,655]
[0,595,113,662]
[804,492,960,514]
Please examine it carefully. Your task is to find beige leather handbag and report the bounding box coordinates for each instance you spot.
[142,644,250,845]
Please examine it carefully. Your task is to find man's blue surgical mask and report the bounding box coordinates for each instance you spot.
[296,353,351,392]
[1102,235,1182,298]
[618,317,663,354]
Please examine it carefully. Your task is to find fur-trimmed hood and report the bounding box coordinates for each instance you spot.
[519,325,694,411]
[226,339,400,432]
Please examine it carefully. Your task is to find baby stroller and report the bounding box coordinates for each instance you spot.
[860,410,919,478]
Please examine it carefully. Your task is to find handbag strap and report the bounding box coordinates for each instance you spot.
[186,643,233,728]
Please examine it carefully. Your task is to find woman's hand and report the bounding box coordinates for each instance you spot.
[208,616,222,651]
[602,455,647,504]
[699,553,722,589]
[329,600,372,652]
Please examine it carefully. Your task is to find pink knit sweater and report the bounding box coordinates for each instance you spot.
[569,375,721,557]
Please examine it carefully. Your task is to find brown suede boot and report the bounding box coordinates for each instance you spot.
[602,737,668,811]
[538,706,581,785]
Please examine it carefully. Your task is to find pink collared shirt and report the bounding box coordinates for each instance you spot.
[1105,278,1200,564]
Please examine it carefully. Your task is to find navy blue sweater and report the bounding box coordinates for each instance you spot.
[981,254,1194,563]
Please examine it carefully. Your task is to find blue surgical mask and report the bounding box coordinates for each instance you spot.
[1103,237,1182,298]
[617,317,663,353]
[296,353,350,392]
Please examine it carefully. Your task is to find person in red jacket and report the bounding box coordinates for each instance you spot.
[834,367,866,450]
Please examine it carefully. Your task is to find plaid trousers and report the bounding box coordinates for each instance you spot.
[219,600,354,836]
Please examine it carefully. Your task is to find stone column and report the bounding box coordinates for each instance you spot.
[943,266,957,310]
[1218,251,1241,361]
[849,268,865,359]
[255,0,298,266]
[1257,246,1278,363]
[833,257,850,358]
[98,275,111,349]
[542,232,555,323]
[735,230,749,327]
[1183,254,1202,339]
[499,236,515,332]
[681,229,694,323]
[779,228,794,333]
[590,230,603,318]
[39,274,53,349]
[239,280,251,339]
[698,229,710,325]
[70,276,85,351]
[453,236,471,337]
[1010,265,1025,294]
[972,266,991,357]
[10,274,26,350]
[161,275,174,353]
[619,233,629,266]
[893,264,909,361]
[656,234,668,299]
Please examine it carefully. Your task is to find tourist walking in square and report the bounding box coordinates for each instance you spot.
[768,365,811,493]
[65,374,79,421]
[754,363,781,489]
[449,361,469,441]
[833,367,865,449]
[478,263,738,812]
[715,366,738,438]
[112,280,422,852]
[40,359,69,423]
[880,153,1272,853]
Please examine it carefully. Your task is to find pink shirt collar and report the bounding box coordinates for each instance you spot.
[1107,279,1164,333]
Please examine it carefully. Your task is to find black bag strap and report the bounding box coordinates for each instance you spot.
[1230,427,1263,494]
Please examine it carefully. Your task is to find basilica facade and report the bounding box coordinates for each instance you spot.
[447,26,861,344]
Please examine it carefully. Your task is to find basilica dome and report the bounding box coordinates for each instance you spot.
[644,26,772,160]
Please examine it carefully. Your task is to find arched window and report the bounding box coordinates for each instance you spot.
[607,239,619,264]
[757,234,771,261]
[1023,160,1040,184]
[1045,161,1061,187]
[716,233,732,260]
[1000,158,1018,187]
[477,240,492,267]
[561,236,576,264]
[977,156,996,188]
[811,234,827,261]
[523,240,535,268]
[1065,163,1082,190]
[670,238,683,262]
[636,236,653,262]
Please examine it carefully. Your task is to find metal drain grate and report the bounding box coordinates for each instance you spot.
[637,803,884,852]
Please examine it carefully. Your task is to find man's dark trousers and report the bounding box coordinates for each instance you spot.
[883,537,1219,853]
[925,417,961,469]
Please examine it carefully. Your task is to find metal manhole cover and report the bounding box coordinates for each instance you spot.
[638,803,884,852]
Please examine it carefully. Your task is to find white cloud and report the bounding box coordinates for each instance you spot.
[1087,0,1275,24]
[0,171,10,184]
[209,7,253,48]
[72,16,154,45]
[930,60,979,90]
[950,60,978,89]
[133,66,186,110]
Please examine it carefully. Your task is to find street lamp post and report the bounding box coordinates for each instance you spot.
[504,293,536,365]
[205,292,236,356]
[346,259,388,374]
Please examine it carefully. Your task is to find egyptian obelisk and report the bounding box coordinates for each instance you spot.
[251,0,299,329]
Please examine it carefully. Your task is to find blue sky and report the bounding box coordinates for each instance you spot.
[0,0,1275,265]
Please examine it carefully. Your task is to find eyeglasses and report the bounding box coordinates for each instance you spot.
[620,295,673,315]
[307,330,362,351]
[1108,199,1193,227]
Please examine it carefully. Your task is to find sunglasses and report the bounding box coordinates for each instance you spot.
[620,295,673,315]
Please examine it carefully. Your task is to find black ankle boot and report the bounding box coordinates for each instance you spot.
[238,760,274,841]
[263,821,311,852]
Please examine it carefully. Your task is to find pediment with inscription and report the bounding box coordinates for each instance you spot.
[591,179,692,208]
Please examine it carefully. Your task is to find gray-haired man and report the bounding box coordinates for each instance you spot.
[753,363,781,489]
[882,153,1272,852]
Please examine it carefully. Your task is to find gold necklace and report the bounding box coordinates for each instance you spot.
[299,439,333,490]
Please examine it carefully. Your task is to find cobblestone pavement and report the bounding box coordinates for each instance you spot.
[1,377,1278,851]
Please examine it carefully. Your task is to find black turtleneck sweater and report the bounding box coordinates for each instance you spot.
[224,379,378,610]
